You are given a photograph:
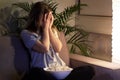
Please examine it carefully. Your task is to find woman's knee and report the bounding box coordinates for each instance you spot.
[73,66,95,79]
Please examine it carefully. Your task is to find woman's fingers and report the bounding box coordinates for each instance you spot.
[50,13,54,28]
[43,12,54,28]
[44,14,47,22]
[48,12,54,28]
[44,13,48,22]
[44,13,49,22]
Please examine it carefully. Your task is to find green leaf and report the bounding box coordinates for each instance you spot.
[13,2,33,12]
[45,0,58,17]
[55,3,87,26]
[70,45,76,53]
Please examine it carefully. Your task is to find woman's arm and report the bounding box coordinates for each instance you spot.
[49,28,62,52]
[32,27,50,53]
[32,13,51,53]
[32,12,62,53]
[48,12,62,52]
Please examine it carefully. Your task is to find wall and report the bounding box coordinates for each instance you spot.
[76,0,112,35]
[53,0,76,26]
[75,0,112,61]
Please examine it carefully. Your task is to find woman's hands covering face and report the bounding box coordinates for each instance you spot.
[43,12,54,29]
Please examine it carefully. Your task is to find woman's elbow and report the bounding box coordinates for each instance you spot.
[33,45,49,53]
[42,46,49,53]
[55,44,62,52]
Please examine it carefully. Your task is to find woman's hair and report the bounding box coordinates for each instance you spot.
[26,1,51,32]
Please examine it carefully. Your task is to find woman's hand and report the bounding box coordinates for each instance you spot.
[49,12,54,29]
[43,12,54,29]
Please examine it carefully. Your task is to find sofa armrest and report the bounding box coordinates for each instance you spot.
[70,54,120,80]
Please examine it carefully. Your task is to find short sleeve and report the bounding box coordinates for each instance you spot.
[20,30,38,49]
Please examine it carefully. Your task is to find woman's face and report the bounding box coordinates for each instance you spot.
[37,11,54,28]
[37,13,46,28]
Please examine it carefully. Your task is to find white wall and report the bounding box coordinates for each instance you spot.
[76,16,112,35]
[53,0,76,26]
[80,0,112,16]
[76,0,112,35]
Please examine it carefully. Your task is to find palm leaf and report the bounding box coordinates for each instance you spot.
[13,2,33,12]
[0,25,9,36]
[67,31,90,56]
[75,43,91,56]
[45,0,58,16]
[54,3,87,28]
[69,31,88,43]
[17,16,28,21]
[70,45,76,53]
[69,40,91,56]
[63,26,78,35]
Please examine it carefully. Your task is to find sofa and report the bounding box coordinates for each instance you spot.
[0,32,118,80]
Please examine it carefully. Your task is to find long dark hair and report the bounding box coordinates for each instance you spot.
[26,1,51,33]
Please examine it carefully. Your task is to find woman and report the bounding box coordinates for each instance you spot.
[21,1,95,80]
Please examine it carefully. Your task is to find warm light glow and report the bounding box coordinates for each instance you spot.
[112,0,120,64]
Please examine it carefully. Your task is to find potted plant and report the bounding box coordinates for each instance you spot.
[0,0,91,56]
